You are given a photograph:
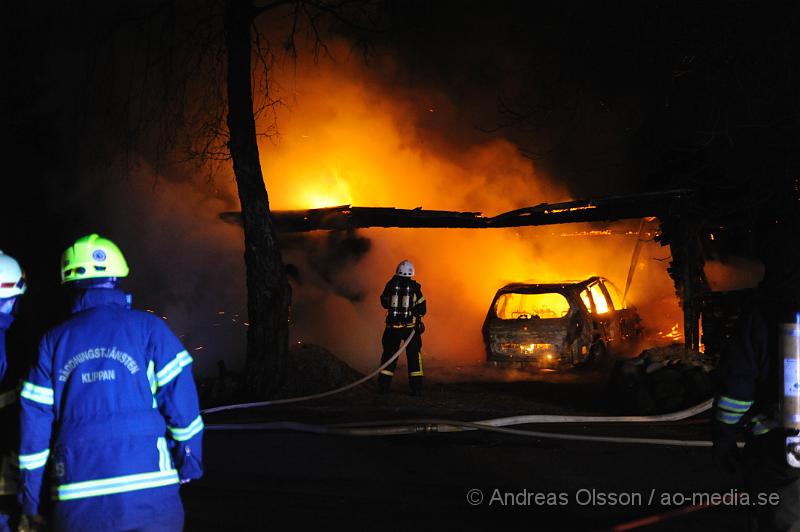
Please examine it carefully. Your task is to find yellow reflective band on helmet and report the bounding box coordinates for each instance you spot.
[18,449,50,471]
[20,382,54,406]
[168,415,204,442]
[56,470,180,501]
[61,234,129,284]
[156,350,193,388]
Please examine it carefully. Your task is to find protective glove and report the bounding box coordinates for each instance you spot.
[712,421,742,476]
[173,442,203,484]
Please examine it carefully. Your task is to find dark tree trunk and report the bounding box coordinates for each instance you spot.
[224,0,290,398]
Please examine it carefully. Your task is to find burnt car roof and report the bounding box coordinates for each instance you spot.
[496,276,603,294]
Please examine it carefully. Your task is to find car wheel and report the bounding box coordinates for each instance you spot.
[586,341,607,364]
[576,340,607,367]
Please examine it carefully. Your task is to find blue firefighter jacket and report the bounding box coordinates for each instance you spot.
[714,299,781,436]
[18,288,203,530]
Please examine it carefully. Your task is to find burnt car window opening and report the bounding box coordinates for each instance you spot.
[494,292,571,320]
[601,279,624,309]
[589,282,611,314]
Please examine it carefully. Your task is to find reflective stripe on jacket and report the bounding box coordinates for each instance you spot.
[19,288,203,530]
[714,302,782,437]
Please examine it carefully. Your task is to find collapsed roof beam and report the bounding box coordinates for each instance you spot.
[219,189,691,232]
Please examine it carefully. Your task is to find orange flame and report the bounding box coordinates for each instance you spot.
[656,323,682,341]
[227,43,686,368]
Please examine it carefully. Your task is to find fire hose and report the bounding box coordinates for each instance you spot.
[205,414,720,447]
[201,330,416,415]
[202,328,726,446]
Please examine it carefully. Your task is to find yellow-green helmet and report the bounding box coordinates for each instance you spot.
[61,234,129,284]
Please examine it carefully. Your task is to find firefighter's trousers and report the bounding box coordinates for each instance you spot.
[378,327,423,393]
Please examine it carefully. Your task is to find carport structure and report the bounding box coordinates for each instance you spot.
[221,188,705,352]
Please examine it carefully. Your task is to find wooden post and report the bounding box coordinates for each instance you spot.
[681,198,700,352]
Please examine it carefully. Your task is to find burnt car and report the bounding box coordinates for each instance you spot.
[482,276,642,367]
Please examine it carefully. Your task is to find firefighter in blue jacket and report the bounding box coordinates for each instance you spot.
[0,252,26,532]
[18,234,204,531]
[713,290,800,531]
[377,260,426,395]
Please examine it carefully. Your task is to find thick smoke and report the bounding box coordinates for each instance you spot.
[227,45,682,373]
[100,169,247,378]
[704,257,765,293]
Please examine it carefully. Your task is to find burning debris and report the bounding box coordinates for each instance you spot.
[655,323,682,342]
[608,344,715,414]
[220,190,690,232]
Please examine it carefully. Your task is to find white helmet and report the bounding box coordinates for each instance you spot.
[0,251,27,298]
[396,259,414,278]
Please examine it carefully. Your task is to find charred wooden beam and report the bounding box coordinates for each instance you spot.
[219,189,692,232]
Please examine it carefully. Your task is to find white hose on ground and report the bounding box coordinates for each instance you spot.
[434,398,713,432]
[320,399,712,437]
[205,415,734,447]
[201,330,416,415]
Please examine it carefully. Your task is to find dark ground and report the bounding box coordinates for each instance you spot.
[185,360,752,532]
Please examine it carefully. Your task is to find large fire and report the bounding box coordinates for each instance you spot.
[222,44,685,371]
[296,167,353,209]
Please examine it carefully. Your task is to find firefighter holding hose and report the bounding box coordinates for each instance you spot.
[0,252,26,532]
[17,235,204,531]
[377,260,427,395]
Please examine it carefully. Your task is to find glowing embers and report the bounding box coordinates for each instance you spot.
[498,342,557,356]
[494,292,571,320]
[656,323,682,341]
[543,204,597,214]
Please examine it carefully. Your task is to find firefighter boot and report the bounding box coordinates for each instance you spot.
[378,371,393,394]
[410,376,423,396]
